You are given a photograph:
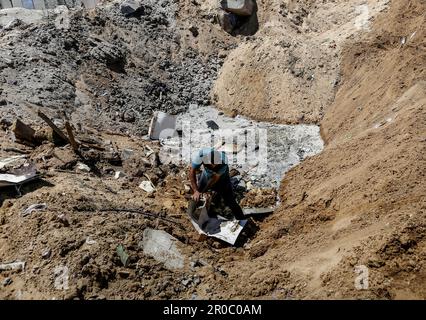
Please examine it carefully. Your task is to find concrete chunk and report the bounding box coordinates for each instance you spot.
[220,0,255,16]
[120,0,143,17]
[140,228,185,270]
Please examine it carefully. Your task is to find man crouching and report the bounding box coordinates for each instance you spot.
[189,147,245,220]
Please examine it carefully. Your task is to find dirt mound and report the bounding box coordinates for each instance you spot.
[206,0,425,299]
[212,0,389,124]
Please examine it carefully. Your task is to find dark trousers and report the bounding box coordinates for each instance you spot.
[197,172,245,220]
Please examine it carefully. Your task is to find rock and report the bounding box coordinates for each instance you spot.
[2,277,12,286]
[120,0,144,17]
[218,11,238,33]
[139,180,155,193]
[42,248,52,259]
[189,25,199,37]
[76,278,89,294]
[220,0,255,16]
[118,270,131,278]
[114,171,126,179]
[121,149,134,161]
[57,214,70,227]
[148,152,160,168]
[90,41,126,69]
[206,120,219,130]
[181,278,191,286]
[85,237,97,245]
[367,258,385,268]
[0,117,12,128]
[76,162,91,173]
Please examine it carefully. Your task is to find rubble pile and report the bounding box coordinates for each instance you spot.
[0,1,229,135]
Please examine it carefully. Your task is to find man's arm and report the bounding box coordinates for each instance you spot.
[189,167,201,202]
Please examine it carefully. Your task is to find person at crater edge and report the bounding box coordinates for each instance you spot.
[189,147,245,220]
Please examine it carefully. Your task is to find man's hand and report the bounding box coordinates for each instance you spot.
[192,190,202,202]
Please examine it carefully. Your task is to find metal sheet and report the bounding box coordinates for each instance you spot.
[188,200,247,245]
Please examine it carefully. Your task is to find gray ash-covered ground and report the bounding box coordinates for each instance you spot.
[0,1,229,135]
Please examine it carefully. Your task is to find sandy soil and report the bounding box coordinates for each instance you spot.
[0,0,424,300]
[207,0,425,299]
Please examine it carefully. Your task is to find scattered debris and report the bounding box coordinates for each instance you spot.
[114,171,126,179]
[189,25,199,37]
[140,228,186,270]
[2,278,13,287]
[139,180,156,193]
[4,18,23,31]
[85,237,97,245]
[22,203,47,217]
[76,162,91,173]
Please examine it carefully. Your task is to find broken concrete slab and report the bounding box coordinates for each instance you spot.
[220,0,255,16]
[0,261,25,272]
[148,111,177,140]
[140,228,186,270]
